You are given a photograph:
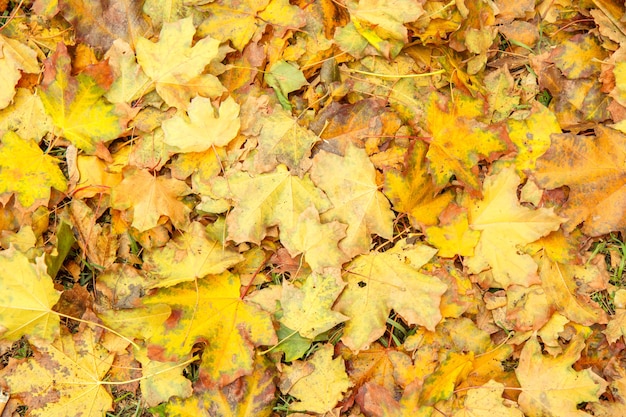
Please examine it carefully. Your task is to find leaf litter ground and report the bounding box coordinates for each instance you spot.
[2,0,626,416]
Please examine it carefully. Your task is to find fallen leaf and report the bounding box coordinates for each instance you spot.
[68,199,118,269]
[453,380,524,417]
[0,246,60,344]
[142,272,277,387]
[507,102,561,178]
[135,17,225,109]
[0,88,52,141]
[39,43,124,154]
[0,131,67,209]
[162,96,241,152]
[0,34,40,109]
[197,0,270,51]
[0,328,114,417]
[425,205,480,258]
[334,244,447,351]
[516,333,608,417]
[111,167,191,232]
[280,206,348,271]
[550,33,606,79]
[310,143,395,258]
[265,60,308,110]
[534,125,626,236]
[280,269,348,339]
[420,351,474,406]
[220,164,331,245]
[135,348,193,407]
[424,92,510,191]
[165,355,276,417]
[540,255,609,326]
[59,0,149,51]
[142,221,244,288]
[253,104,319,173]
[280,343,352,414]
[383,140,455,228]
[104,39,151,104]
[465,167,565,288]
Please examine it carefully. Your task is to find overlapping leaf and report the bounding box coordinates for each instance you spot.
[39,43,124,154]
[135,17,225,109]
[0,247,60,344]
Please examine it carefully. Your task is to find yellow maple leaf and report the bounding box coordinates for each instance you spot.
[0,34,40,109]
[280,270,349,339]
[334,244,447,352]
[198,0,270,51]
[465,167,565,288]
[424,93,510,191]
[0,131,67,209]
[104,39,151,104]
[550,33,606,79]
[142,221,244,288]
[0,328,114,417]
[279,343,352,414]
[219,164,331,244]
[134,348,192,407]
[39,43,124,154]
[0,88,52,142]
[135,17,225,109]
[197,0,305,52]
[540,255,609,326]
[383,140,455,228]
[516,333,608,417]
[0,246,60,344]
[453,380,524,417]
[347,0,424,57]
[142,272,276,387]
[507,102,561,178]
[425,205,480,258]
[420,351,474,405]
[111,168,191,232]
[162,96,240,152]
[253,103,319,173]
[310,143,395,258]
[165,355,276,416]
[73,154,123,199]
[280,206,348,271]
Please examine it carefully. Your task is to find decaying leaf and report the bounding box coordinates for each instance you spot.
[39,43,124,154]
[383,140,455,228]
[534,125,626,236]
[0,328,114,416]
[141,272,276,387]
[424,93,510,191]
[3,3,626,416]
